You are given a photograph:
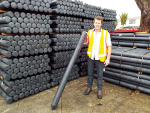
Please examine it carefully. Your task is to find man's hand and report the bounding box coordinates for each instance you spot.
[104,59,110,67]
[105,46,111,67]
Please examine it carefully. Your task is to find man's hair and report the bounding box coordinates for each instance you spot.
[93,16,103,24]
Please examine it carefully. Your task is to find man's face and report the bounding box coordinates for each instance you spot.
[93,19,102,30]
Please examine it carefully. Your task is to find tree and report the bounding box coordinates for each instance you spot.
[135,0,150,32]
[119,13,128,30]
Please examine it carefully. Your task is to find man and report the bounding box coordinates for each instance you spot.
[84,16,112,99]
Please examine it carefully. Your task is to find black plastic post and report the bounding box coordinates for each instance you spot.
[51,31,87,110]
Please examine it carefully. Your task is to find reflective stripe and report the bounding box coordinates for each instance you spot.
[104,30,106,55]
[98,54,107,57]
[87,52,91,54]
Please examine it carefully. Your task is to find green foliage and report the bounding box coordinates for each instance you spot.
[113,20,118,29]
[119,13,128,30]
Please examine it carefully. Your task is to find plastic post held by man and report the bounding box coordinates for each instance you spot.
[51,31,87,110]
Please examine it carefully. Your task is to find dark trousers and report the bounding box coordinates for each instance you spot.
[87,57,104,91]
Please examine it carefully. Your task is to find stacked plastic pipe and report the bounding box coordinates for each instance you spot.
[0,0,117,104]
[111,33,150,49]
[0,11,52,34]
[82,6,116,32]
[49,33,81,87]
[78,46,88,77]
[0,34,52,104]
[103,33,150,94]
[50,16,83,33]
[0,1,53,104]
[0,0,52,13]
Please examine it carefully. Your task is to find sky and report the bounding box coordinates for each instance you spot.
[81,0,141,19]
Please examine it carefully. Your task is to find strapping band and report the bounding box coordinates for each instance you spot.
[136,50,150,90]
[120,48,135,67]
[140,51,150,73]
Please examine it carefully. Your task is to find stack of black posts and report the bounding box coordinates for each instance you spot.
[0,0,52,13]
[0,34,52,103]
[102,8,116,21]
[111,33,150,49]
[48,0,84,87]
[101,8,116,32]
[78,46,88,77]
[0,0,117,103]
[50,16,83,33]
[83,3,102,19]
[49,0,84,85]
[0,54,51,103]
[50,0,84,16]
[0,35,52,57]
[0,11,52,34]
[49,0,116,32]
[50,34,80,51]
[0,1,53,103]
[48,33,80,87]
[103,33,150,94]
[102,22,116,32]
[82,6,116,32]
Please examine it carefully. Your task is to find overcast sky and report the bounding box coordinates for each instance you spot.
[81,0,141,19]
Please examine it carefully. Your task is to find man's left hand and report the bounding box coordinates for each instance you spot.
[104,59,110,67]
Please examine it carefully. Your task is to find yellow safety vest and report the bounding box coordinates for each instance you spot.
[87,29,108,62]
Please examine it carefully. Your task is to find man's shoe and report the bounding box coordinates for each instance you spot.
[97,90,102,99]
[85,88,92,95]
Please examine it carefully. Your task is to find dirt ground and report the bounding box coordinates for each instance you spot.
[0,76,150,113]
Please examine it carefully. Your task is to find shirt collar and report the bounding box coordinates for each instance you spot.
[93,28,102,32]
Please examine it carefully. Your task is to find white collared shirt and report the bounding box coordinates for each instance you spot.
[91,29,112,60]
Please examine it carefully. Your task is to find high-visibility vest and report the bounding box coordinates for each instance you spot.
[87,29,108,62]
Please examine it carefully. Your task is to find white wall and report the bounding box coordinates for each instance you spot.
[116,17,140,29]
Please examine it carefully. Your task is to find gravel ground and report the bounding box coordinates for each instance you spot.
[0,76,150,113]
